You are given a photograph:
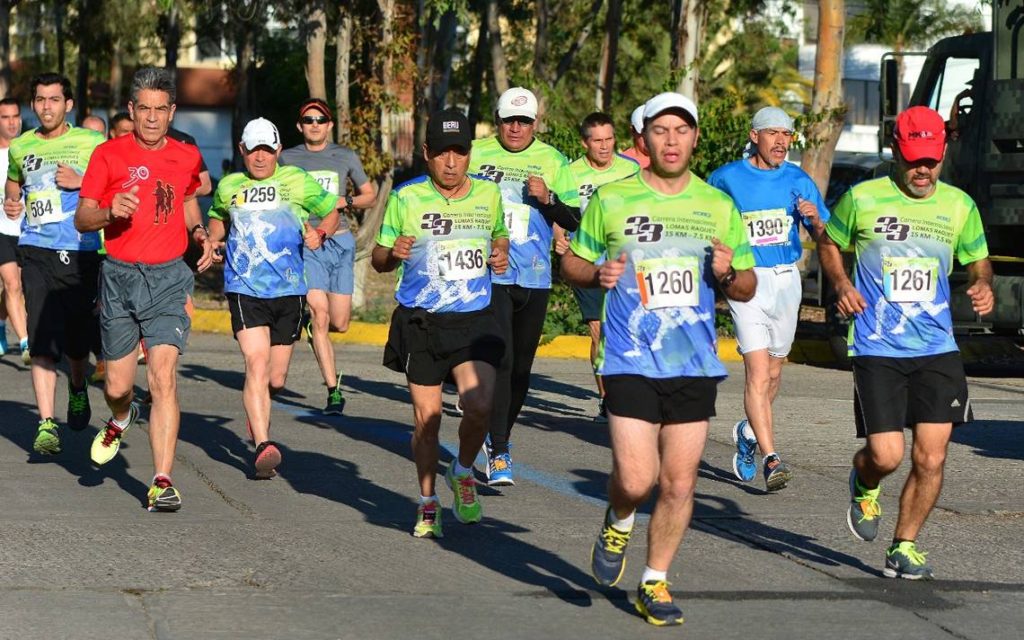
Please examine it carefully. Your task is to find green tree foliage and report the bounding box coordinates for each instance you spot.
[847,0,983,50]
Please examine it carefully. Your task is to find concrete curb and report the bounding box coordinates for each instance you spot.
[193,308,764,363]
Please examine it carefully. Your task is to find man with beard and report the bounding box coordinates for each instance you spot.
[818,106,993,580]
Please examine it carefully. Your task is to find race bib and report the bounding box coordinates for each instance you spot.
[436,238,487,280]
[504,202,531,242]
[882,256,939,303]
[742,208,791,247]
[636,256,700,309]
[25,189,64,226]
[235,184,280,212]
[309,170,340,195]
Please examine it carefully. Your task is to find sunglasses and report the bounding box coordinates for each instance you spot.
[501,116,535,126]
[301,115,330,125]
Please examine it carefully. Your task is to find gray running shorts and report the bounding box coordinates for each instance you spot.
[100,257,194,360]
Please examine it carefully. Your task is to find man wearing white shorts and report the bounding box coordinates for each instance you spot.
[708,107,829,491]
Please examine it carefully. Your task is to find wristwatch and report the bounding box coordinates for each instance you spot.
[719,266,737,288]
[344,194,354,208]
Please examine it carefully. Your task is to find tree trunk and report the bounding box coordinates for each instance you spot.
[802,0,846,196]
[533,0,549,122]
[231,26,255,170]
[432,10,457,111]
[672,0,706,100]
[486,0,509,96]
[412,0,432,172]
[0,1,13,99]
[468,18,488,131]
[598,0,621,113]
[165,1,180,75]
[304,2,327,100]
[554,0,604,86]
[75,46,88,123]
[352,174,393,308]
[54,0,66,76]
[109,40,123,114]
[335,2,353,143]
[378,0,396,157]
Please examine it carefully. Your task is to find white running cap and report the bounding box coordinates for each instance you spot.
[241,117,281,151]
[630,105,646,134]
[643,92,699,126]
[496,87,539,120]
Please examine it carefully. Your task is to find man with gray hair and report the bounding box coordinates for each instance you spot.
[76,66,214,512]
[708,106,830,491]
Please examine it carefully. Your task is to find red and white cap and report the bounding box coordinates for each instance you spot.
[894,106,946,162]
[496,87,539,120]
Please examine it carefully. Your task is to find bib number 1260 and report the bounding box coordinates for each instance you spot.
[636,256,700,309]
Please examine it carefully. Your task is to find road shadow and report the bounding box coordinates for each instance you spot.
[568,459,876,576]
[178,362,246,392]
[0,399,150,507]
[951,419,1024,461]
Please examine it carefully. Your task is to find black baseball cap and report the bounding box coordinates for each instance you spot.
[425,109,472,152]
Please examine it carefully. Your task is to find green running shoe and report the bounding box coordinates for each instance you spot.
[413,499,443,538]
[91,403,139,465]
[67,382,92,431]
[847,468,881,542]
[147,476,182,512]
[591,506,632,587]
[33,418,61,455]
[324,373,345,415]
[884,541,934,580]
[445,464,482,524]
[635,580,684,626]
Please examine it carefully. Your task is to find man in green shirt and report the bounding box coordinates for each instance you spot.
[373,109,509,538]
[554,111,638,421]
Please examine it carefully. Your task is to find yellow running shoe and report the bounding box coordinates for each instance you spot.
[635,580,684,626]
[412,499,443,538]
[91,403,138,465]
[33,418,61,455]
[445,464,482,524]
[147,476,182,512]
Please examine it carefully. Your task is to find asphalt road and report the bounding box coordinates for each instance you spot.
[1,334,1022,639]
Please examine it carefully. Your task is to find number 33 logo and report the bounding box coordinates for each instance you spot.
[873,216,910,242]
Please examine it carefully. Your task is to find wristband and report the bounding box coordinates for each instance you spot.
[344,194,354,208]
[316,228,327,242]
[190,224,208,238]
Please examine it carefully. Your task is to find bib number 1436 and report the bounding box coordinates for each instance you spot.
[636,256,700,309]
[436,239,487,280]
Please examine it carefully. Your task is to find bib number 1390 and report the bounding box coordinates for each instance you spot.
[636,256,700,309]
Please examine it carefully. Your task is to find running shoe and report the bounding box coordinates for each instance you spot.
[590,506,632,587]
[91,403,139,465]
[90,360,106,383]
[487,452,515,486]
[413,499,443,538]
[324,374,345,415]
[883,541,934,580]
[253,440,281,479]
[33,418,61,455]
[763,454,792,491]
[635,580,684,626]
[20,338,30,365]
[445,463,482,524]
[593,398,608,423]
[67,382,92,431]
[0,329,7,355]
[847,468,881,542]
[731,419,758,482]
[147,476,182,512]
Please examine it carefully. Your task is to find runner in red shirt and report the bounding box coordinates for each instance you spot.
[75,67,214,513]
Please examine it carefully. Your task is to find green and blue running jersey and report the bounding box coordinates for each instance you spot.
[377,176,508,313]
[826,177,989,358]
[570,173,755,378]
[7,126,104,251]
[209,165,339,298]
[569,153,639,214]
[469,136,579,289]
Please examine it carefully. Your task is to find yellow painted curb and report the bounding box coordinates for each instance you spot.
[192,308,749,361]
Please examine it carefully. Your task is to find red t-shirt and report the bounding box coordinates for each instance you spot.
[620,146,650,169]
[80,134,202,264]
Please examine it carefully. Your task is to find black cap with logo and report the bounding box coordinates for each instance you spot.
[426,109,473,152]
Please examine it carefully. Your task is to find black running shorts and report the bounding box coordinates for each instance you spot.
[603,374,719,424]
[852,352,973,437]
[227,293,305,346]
